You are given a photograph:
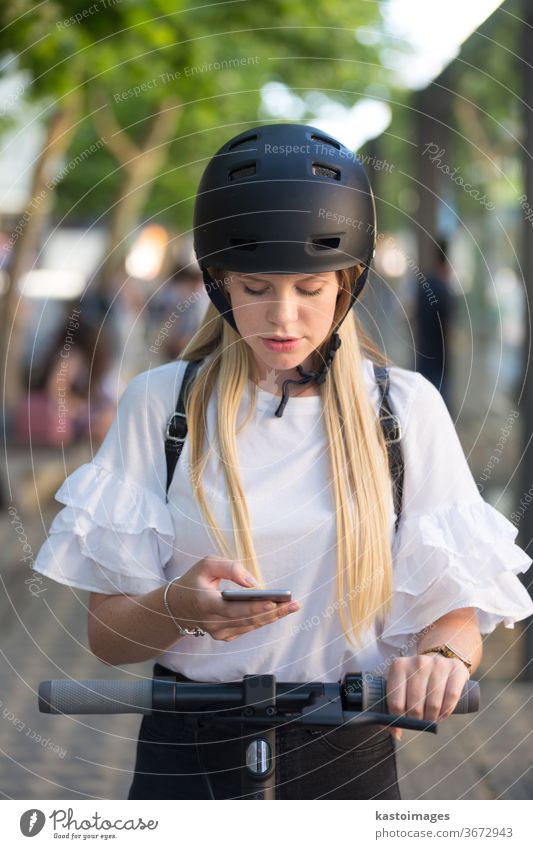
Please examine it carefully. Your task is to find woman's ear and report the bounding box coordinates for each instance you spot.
[209,266,232,302]
[224,276,232,304]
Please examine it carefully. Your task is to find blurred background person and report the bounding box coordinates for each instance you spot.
[148,264,209,361]
[13,304,116,449]
[415,238,457,411]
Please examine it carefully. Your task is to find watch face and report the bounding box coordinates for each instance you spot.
[425,646,471,669]
[444,644,472,666]
[447,652,471,669]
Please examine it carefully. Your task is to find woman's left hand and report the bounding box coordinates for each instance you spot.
[382,653,471,741]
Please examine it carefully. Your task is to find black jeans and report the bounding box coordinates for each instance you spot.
[127,664,401,800]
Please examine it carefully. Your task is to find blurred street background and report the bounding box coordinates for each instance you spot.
[0,0,532,800]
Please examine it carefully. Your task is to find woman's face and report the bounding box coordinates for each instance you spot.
[225,270,340,383]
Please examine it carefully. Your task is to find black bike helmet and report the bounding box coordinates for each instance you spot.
[193,123,377,416]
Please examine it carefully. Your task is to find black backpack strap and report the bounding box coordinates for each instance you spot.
[165,359,204,502]
[165,359,404,529]
[373,364,404,532]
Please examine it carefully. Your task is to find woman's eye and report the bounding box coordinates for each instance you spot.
[243,287,322,297]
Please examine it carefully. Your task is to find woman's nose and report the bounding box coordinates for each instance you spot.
[266,295,299,325]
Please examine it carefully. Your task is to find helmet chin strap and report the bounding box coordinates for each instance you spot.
[274,332,342,417]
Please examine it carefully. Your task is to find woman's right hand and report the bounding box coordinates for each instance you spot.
[166,556,300,641]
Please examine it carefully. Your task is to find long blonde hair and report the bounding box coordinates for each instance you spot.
[177,265,396,649]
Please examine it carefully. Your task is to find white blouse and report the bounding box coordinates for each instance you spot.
[33,357,533,683]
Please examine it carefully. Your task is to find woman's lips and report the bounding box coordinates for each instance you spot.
[261,338,302,352]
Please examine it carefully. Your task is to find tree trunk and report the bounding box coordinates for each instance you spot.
[0,95,82,417]
[90,95,180,293]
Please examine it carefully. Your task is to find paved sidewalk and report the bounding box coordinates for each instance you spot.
[396,679,533,800]
[0,569,531,800]
[1,330,532,800]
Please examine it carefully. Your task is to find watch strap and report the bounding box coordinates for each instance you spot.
[419,643,472,673]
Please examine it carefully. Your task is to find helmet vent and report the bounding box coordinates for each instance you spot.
[230,237,258,251]
[310,133,341,150]
[311,237,341,251]
[312,163,341,180]
[228,133,258,151]
[229,163,257,180]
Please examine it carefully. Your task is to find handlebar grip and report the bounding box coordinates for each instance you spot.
[354,674,480,715]
[450,678,480,713]
[38,678,153,715]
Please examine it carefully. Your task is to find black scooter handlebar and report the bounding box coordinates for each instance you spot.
[38,672,480,734]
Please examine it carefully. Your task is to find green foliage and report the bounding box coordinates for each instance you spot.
[0,0,400,227]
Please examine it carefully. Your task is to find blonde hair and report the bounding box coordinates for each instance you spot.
[177,265,396,649]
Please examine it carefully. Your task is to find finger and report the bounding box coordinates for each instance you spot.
[223,598,299,626]
[218,627,252,642]
[405,658,432,719]
[386,660,408,715]
[216,615,283,641]
[212,599,277,627]
[202,557,257,589]
[217,599,279,622]
[215,601,300,633]
[438,661,470,720]
[423,659,450,721]
[377,723,403,741]
[255,600,300,626]
[240,600,300,628]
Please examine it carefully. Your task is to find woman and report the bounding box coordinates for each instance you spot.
[15,307,116,448]
[34,123,533,800]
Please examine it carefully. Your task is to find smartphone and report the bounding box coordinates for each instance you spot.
[221,589,292,603]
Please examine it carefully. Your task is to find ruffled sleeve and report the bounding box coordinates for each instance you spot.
[33,361,188,595]
[379,372,533,649]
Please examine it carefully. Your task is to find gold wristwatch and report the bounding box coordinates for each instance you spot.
[419,643,472,674]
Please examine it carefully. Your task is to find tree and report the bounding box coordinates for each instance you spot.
[0,0,390,408]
